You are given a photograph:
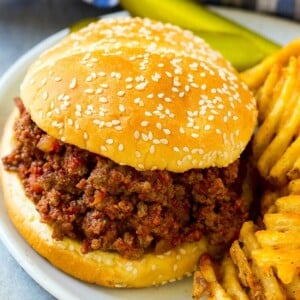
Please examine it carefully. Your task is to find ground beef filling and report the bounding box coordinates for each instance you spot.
[2,100,248,259]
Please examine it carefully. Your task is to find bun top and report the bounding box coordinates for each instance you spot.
[20,17,257,172]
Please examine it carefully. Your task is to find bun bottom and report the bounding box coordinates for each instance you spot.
[0,109,208,288]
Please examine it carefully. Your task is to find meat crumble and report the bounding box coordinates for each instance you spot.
[2,99,248,259]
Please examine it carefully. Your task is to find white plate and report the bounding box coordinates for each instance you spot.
[0,8,300,300]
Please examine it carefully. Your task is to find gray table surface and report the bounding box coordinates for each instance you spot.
[0,1,120,299]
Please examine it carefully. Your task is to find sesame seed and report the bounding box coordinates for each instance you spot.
[106,139,114,145]
[177,160,182,166]
[104,121,112,127]
[142,133,148,141]
[84,88,94,94]
[96,88,103,94]
[138,164,144,169]
[119,104,125,112]
[134,130,140,139]
[126,84,133,90]
[189,62,198,71]
[42,91,48,100]
[145,111,152,117]
[148,131,153,140]
[54,76,62,82]
[100,83,109,89]
[135,151,141,158]
[118,144,124,151]
[191,133,199,138]
[183,146,189,152]
[179,127,185,134]
[163,128,171,135]
[151,72,161,82]
[98,71,106,77]
[83,132,89,140]
[63,95,70,101]
[100,145,107,152]
[125,77,133,83]
[112,120,120,125]
[165,71,172,78]
[67,118,73,126]
[204,124,211,130]
[150,145,155,154]
[141,120,149,127]
[156,122,162,129]
[208,115,214,121]
[117,90,125,97]
[135,82,147,90]
[173,146,180,152]
[99,96,108,103]
[147,93,154,99]
[134,97,141,104]
[51,120,63,128]
[160,138,168,145]
[41,78,47,86]
[179,248,187,255]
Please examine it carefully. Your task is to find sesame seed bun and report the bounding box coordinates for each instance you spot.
[1,17,257,289]
[20,17,257,172]
[0,109,208,288]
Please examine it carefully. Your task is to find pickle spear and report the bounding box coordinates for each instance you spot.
[194,31,265,70]
[120,0,280,70]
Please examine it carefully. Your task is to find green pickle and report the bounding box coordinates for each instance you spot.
[120,0,280,70]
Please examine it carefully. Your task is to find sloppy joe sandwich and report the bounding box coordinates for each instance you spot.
[0,17,257,287]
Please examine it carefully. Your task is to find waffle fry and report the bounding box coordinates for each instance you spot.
[240,37,300,90]
[192,39,300,300]
[192,193,300,299]
[252,194,300,285]
[251,55,300,185]
[192,222,287,299]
